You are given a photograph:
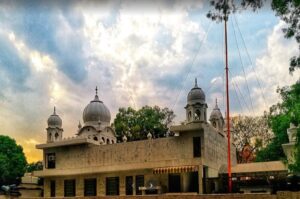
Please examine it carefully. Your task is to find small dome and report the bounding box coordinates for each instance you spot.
[47,107,62,128]
[187,78,205,103]
[83,87,111,124]
[210,99,223,120]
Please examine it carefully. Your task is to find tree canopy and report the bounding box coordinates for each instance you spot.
[26,161,43,173]
[113,106,175,141]
[207,0,300,72]
[0,135,27,185]
[232,115,272,152]
[256,82,300,173]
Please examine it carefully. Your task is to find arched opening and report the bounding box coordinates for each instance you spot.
[107,138,110,144]
[102,137,105,143]
[212,121,217,128]
[111,140,115,144]
[195,109,201,120]
[55,133,59,140]
[93,136,98,141]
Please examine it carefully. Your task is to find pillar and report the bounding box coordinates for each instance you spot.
[198,165,203,194]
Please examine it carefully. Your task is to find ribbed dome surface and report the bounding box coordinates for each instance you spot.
[83,95,111,124]
[47,107,62,127]
[187,78,205,103]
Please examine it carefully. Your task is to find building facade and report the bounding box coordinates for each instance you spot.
[34,80,237,197]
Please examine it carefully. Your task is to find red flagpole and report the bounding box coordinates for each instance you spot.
[225,16,232,193]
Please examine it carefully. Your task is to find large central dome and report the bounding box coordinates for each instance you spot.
[83,88,111,124]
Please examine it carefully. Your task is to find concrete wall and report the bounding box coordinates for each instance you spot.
[36,122,237,196]
[203,125,237,177]
[37,133,204,177]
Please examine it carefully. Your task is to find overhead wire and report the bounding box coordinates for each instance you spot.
[229,72,246,114]
[230,15,273,173]
[171,21,214,111]
[229,69,252,114]
[233,14,268,110]
[230,17,255,115]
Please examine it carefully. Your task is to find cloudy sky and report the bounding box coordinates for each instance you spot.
[0,0,299,162]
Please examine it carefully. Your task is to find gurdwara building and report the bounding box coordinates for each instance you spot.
[35,79,237,197]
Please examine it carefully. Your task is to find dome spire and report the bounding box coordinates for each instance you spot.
[78,120,82,129]
[93,86,100,101]
[53,106,56,115]
[215,98,219,109]
[194,78,198,88]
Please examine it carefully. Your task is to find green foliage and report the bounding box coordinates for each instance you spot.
[113,106,175,141]
[256,82,300,173]
[255,114,289,162]
[0,135,27,185]
[26,161,43,173]
[207,0,300,72]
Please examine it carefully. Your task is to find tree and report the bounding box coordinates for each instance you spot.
[113,106,175,141]
[207,0,300,72]
[26,161,43,173]
[232,115,272,152]
[0,135,27,185]
[256,81,300,173]
[255,114,290,162]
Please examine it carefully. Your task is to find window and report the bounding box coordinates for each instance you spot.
[55,133,59,139]
[193,137,201,157]
[93,136,98,141]
[84,178,97,196]
[50,180,55,197]
[195,109,201,120]
[106,139,110,144]
[64,179,76,197]
[125,176,133,195]
[106,177,119,195]
[46,153,56,169]
[135,175,144,195]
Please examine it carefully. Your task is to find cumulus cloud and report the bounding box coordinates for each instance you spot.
[230,21,300,115]
[0,1,208,161]
[81,0,207,112]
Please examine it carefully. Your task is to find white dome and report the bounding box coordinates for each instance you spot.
[83,92,111,124]
[210,99,223,120]
[187,78,205,103]
[47,107,62,128]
